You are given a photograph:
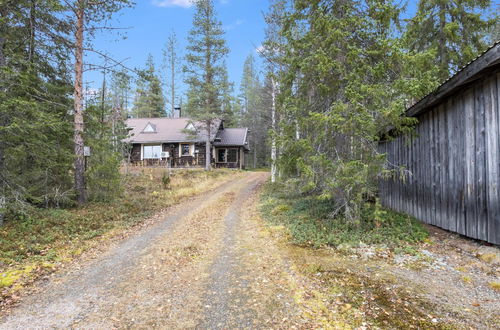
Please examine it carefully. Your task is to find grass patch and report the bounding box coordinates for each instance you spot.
[0,169,240,294]
[259,182,428,249]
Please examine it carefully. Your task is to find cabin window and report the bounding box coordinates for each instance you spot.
[217,149,227,163]
[143,145,162,159]
[143,123,156,133]
[181,144,191,156]
[227,149,238,163]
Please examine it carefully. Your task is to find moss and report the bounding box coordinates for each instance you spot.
[462,276,473,284]
[489,282,500,291]
[259,182,428,249]
[271,204,292,216]
[285,245,450,329]
[478,253,497,263]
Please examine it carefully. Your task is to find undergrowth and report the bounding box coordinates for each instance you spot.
[0,168,239,292]
[260,182,428,249]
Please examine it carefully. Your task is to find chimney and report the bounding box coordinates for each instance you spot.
[173,106,181,118]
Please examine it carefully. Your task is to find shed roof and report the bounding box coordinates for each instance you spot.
[407,40,500,117]
[214,128,249,149]
[125,117,221,144]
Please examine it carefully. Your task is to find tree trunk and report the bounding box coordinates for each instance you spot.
[0,33,6,225]
[28,0,35,63]
[438,2,448,80]
[205,121,211,171]
[171,47,175,116]
[271,78,277,183]
[253,133,257,169]
[73,2,86,204]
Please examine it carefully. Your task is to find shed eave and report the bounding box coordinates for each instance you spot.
[407,41,500,117]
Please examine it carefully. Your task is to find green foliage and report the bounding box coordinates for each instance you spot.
[132,54,166,118]
[0,1,75,216]
[183,0,229,120]
[238,54,272,168]
[273,0,425,222]
[404,0,496,81]
[260,183,428,248]
[84,94,125,202]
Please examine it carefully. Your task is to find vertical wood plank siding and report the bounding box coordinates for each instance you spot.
[380,72,500,245]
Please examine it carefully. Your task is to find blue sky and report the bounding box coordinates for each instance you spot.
[85,0,270,96]
[84,0,428,97]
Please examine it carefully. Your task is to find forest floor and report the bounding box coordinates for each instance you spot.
[0,171,499,329]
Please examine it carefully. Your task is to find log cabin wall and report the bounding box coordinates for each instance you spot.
[128,143,206,167]
[379,71,500,245]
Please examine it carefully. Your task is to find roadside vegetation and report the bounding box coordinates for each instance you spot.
[259,183,499,328]
[260,182,428,250]
[0,169,241,302]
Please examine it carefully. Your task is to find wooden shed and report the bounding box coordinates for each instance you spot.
[379,41,500,245]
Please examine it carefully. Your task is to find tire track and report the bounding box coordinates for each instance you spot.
[0,173,259,329]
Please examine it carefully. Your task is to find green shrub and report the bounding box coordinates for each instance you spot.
[260,182,428,248]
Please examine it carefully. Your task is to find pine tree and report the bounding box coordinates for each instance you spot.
[405,0,495,81]
[132,54,166,118]
[67,0,132,205]
[183,0,229,170]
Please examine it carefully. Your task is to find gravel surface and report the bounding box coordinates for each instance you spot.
[3,171,496,329]
[0,172,302,329]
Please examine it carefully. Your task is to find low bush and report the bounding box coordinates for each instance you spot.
[260,182,428,248]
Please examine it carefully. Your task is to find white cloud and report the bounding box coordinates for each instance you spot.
[151,0,193,8]
[224,19,244,31]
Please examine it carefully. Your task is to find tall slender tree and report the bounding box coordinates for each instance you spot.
[163,30,181,117]
[184,0,229,171]
[67,0,132,205]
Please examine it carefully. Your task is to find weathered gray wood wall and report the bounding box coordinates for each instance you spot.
[380,71,500,245]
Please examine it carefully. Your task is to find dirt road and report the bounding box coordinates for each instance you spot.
[0,172,302,329]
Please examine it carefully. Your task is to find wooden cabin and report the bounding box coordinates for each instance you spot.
[379,41,500,245]
[125,117,249,169]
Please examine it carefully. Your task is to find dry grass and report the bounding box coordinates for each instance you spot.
[0,169,242,306]
[77,192,236,328]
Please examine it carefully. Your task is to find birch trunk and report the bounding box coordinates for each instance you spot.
[271,78,277,183]
[73,2,86,204]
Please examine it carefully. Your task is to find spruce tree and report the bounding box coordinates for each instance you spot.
[273,0,430,222]
[405,0,495,81]
[183,0,229,170]
[132,55,166,118]
[0,0,75,223]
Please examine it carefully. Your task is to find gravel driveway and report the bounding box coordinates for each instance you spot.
[0,172,300,329]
